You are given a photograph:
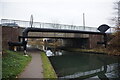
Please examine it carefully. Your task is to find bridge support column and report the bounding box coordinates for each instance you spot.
[104,34,107,48]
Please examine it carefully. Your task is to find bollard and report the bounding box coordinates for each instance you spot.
[24,50,28,56]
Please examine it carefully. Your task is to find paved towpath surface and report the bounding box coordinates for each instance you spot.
[18,48,43,78]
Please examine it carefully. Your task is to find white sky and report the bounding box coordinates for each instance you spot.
[0,0,116,27]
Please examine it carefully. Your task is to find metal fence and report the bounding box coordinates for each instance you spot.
[1,19,115,33]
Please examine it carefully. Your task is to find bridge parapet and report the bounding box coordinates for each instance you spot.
[1,19,115,33]
[1,19,100,32]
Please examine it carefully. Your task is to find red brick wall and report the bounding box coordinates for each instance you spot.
[2,26,22,50]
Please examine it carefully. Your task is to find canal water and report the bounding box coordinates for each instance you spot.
[48,50,120,79]
[29,44,120,79]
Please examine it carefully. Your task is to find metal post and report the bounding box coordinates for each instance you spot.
[18,36,21,51]
[22,37,27,55]
[83,13,85,30]
[40,23,41,28]
[30,14,33,28]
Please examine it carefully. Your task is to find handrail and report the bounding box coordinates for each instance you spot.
[1,19,115,33]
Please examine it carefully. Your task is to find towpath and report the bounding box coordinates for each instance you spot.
[18,48,43,78]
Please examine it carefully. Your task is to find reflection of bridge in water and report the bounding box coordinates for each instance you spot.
[60,63,119,79]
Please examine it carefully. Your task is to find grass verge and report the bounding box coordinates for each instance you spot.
[40,52,57,78]
[2,50,31,78]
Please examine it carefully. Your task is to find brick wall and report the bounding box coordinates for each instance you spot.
[2,26,22,50]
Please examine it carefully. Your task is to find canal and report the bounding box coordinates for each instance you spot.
[29,44,120,79]
[47,50,120,79]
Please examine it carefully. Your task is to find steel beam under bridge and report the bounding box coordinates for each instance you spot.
[19,36,89,39]
[22,28,105,37]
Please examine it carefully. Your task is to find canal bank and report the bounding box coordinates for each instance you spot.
[64,48,120,56]
[40,52,57,78]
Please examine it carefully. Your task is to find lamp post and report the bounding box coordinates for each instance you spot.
[83,13,85,30]
[30,14,33,28]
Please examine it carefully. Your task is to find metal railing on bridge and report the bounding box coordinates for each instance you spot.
[1,19,115,33]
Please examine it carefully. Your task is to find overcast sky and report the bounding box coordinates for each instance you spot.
[0,0,116,27]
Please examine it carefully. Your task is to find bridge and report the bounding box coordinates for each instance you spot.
[1,19,115,52]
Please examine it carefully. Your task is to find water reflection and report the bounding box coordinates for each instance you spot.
[49,51,120,79]
[55,51,62,56]
[59,63,119,79]
[45,48,63,57]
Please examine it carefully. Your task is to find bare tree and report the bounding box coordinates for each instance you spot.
[111,1,120,28]
[108,1,120,55]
